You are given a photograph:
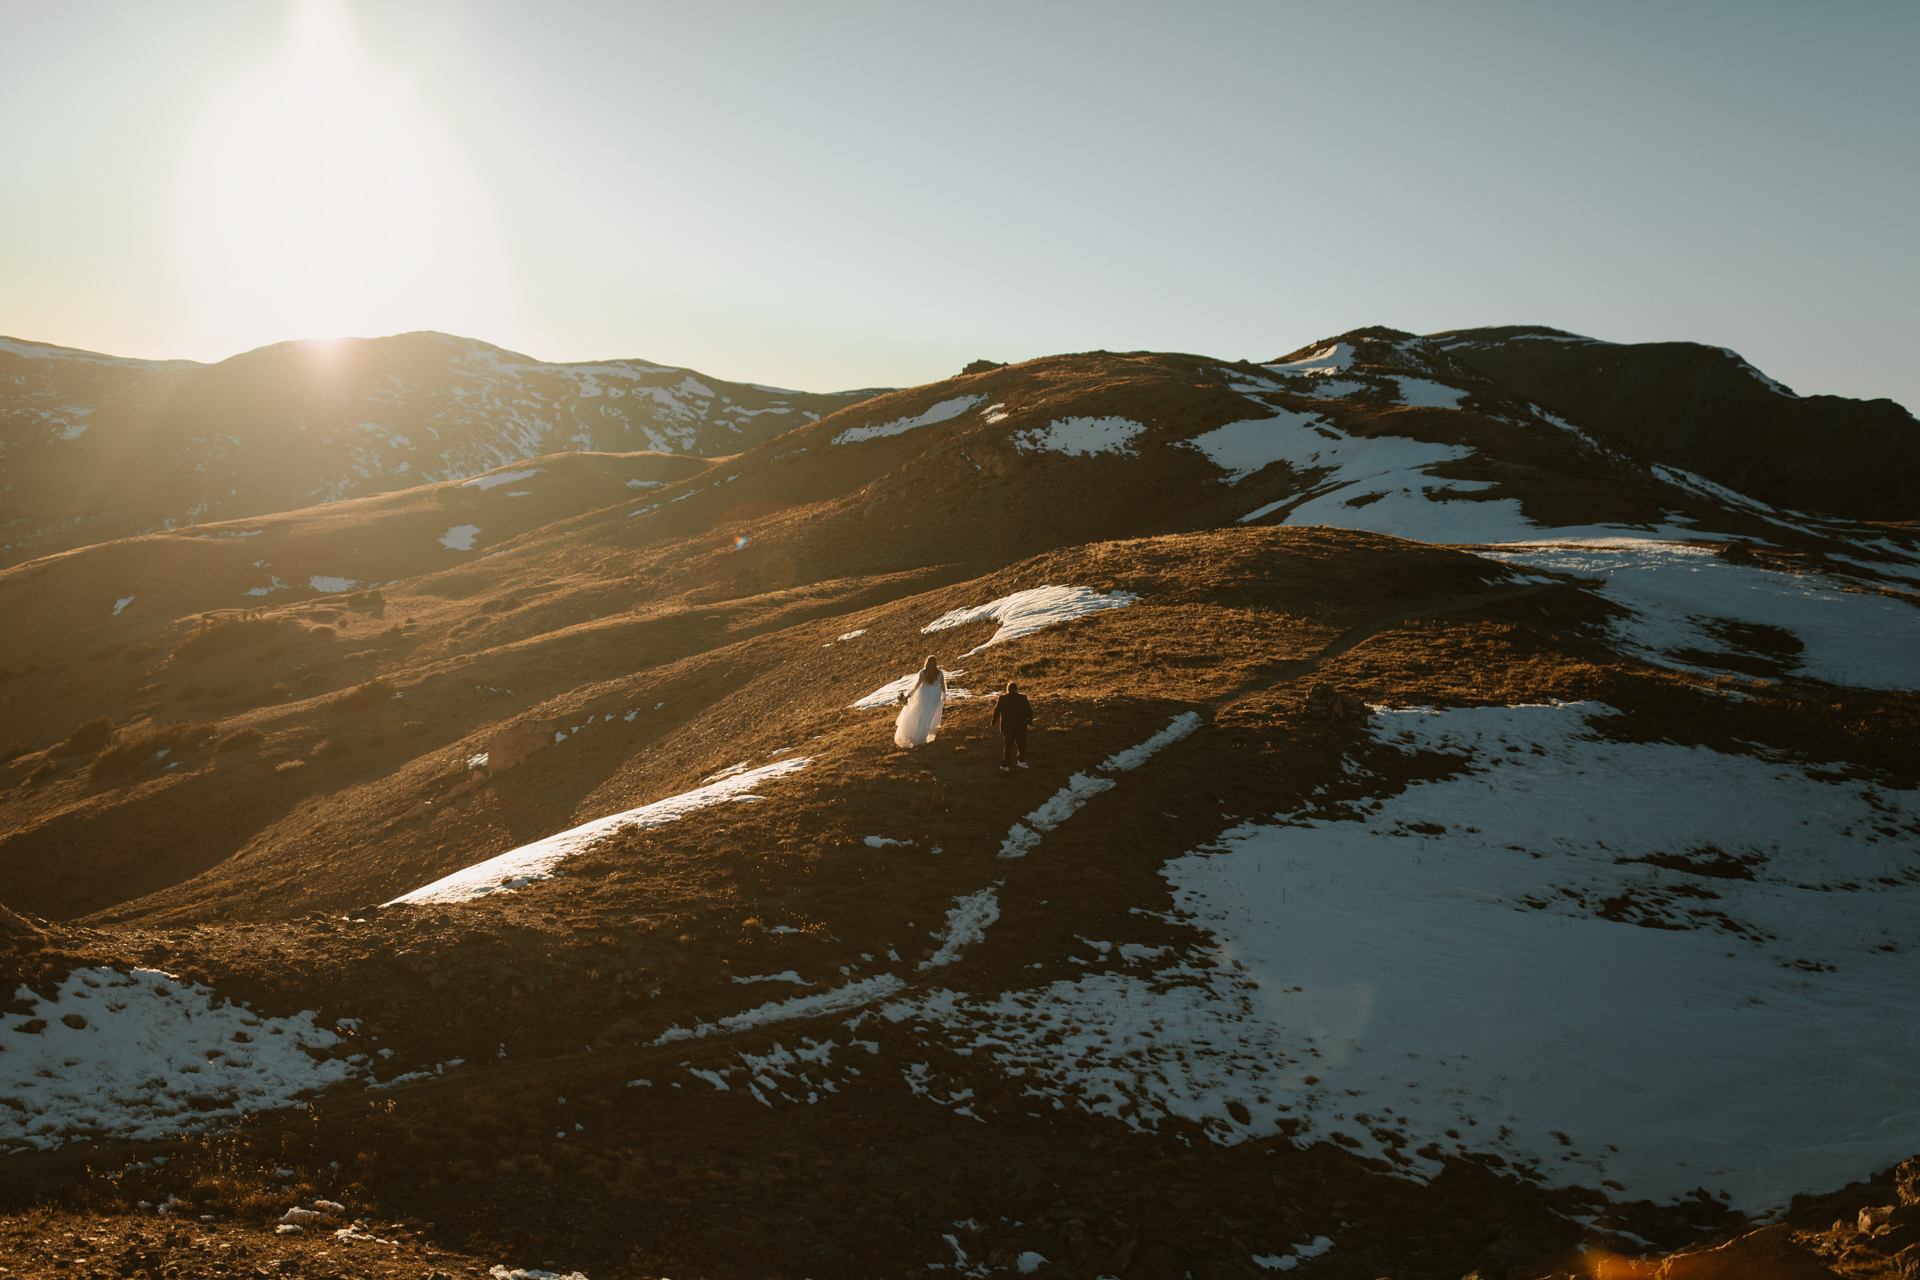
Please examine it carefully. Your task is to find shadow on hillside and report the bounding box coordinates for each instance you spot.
[5,753,341,922]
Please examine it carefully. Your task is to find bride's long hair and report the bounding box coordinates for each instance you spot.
[920,654,941,684]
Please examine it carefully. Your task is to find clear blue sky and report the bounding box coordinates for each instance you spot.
[3,0,1915,409]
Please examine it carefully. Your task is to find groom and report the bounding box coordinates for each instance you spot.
[992,681,1034,771]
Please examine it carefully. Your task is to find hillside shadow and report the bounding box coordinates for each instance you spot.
[9,750,347,922]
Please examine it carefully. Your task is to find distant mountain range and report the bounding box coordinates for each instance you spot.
[3,325,1913,572]
[0,330,883,568]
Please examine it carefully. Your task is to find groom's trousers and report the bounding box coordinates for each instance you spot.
[1001,726,1027,767]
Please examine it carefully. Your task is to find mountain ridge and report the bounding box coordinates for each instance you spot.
[7,323,1914,578]
[0,329,887,569]
[1433,324,1920,521]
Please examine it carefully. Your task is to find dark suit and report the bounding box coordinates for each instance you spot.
[992,692,1033,766]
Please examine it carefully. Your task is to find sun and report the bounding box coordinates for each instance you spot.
[176,0,518,356]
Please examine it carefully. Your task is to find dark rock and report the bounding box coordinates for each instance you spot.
[1654,1223,1841,1278]
[1304,684,1369,725]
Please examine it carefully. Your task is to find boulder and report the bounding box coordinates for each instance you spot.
[485,718,556,773]
[0,901,40,937]
[1304,683,1370,725]
[1898,1155,1920,1207]
[1653,1224,1840,1279]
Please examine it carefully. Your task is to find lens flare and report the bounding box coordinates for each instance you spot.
[176,0,518,356]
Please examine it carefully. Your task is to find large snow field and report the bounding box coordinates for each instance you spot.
[1192,377,1914,587]
[1207,412,1696,545]
[921,585,1138,658]
[387,758,812,906]
[2,968,351,1152]
[1484,541,1920,689]
[892,703,1920,1212]
[1183,407,1920,687]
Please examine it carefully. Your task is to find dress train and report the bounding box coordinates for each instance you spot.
[893,674,945,747]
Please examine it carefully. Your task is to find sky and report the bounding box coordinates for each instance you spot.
[2,1,1915,408]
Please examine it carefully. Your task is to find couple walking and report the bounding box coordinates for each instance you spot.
[892,654,1033,770]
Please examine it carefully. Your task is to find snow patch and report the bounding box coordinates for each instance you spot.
[921,585,1137,657]
[1714,347,1797,397]
[1,968,351,1151]
[919,890,1001,969]
[654,975,906,1045]
[1266,343,1357,375]
[112,596,135,616]
[438,524,482,551]
[1393,377,1468,409]
[1183,408,1339,483]
[998,773,1116,858]
[462,468,543,491]
[1484,541,1920,689]
[1100,712,1202,772]
[1011,416,1146,457]
[733,971,813,987]
[386,759,811,905]
[1002,714,1201,857]
[832,395,983,445]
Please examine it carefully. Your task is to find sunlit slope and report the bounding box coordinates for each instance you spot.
[595,336,1920,590]
[0,526,1522,921]
[5,340,1918,932]
[0,330,879,567]
[0,450,713,747]
[4,335,1915,877]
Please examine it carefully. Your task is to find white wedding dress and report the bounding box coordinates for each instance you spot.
[893,671,945,748]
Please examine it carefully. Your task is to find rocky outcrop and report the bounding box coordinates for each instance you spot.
[1303,684,1370,725]
[484,719,558,774]
[1650,1225,1841,1279]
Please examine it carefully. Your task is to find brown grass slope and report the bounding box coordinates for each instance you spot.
[0,449,713,745]
[3,348,1915,926]
[2,523,1914,1279]
[7,339,1906,753]
[4,347,1919,1279]
[0,330,880,568]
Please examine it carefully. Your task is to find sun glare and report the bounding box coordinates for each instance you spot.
[177,0,517,358]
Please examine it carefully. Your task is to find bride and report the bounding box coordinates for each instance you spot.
[893,655,946,748]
